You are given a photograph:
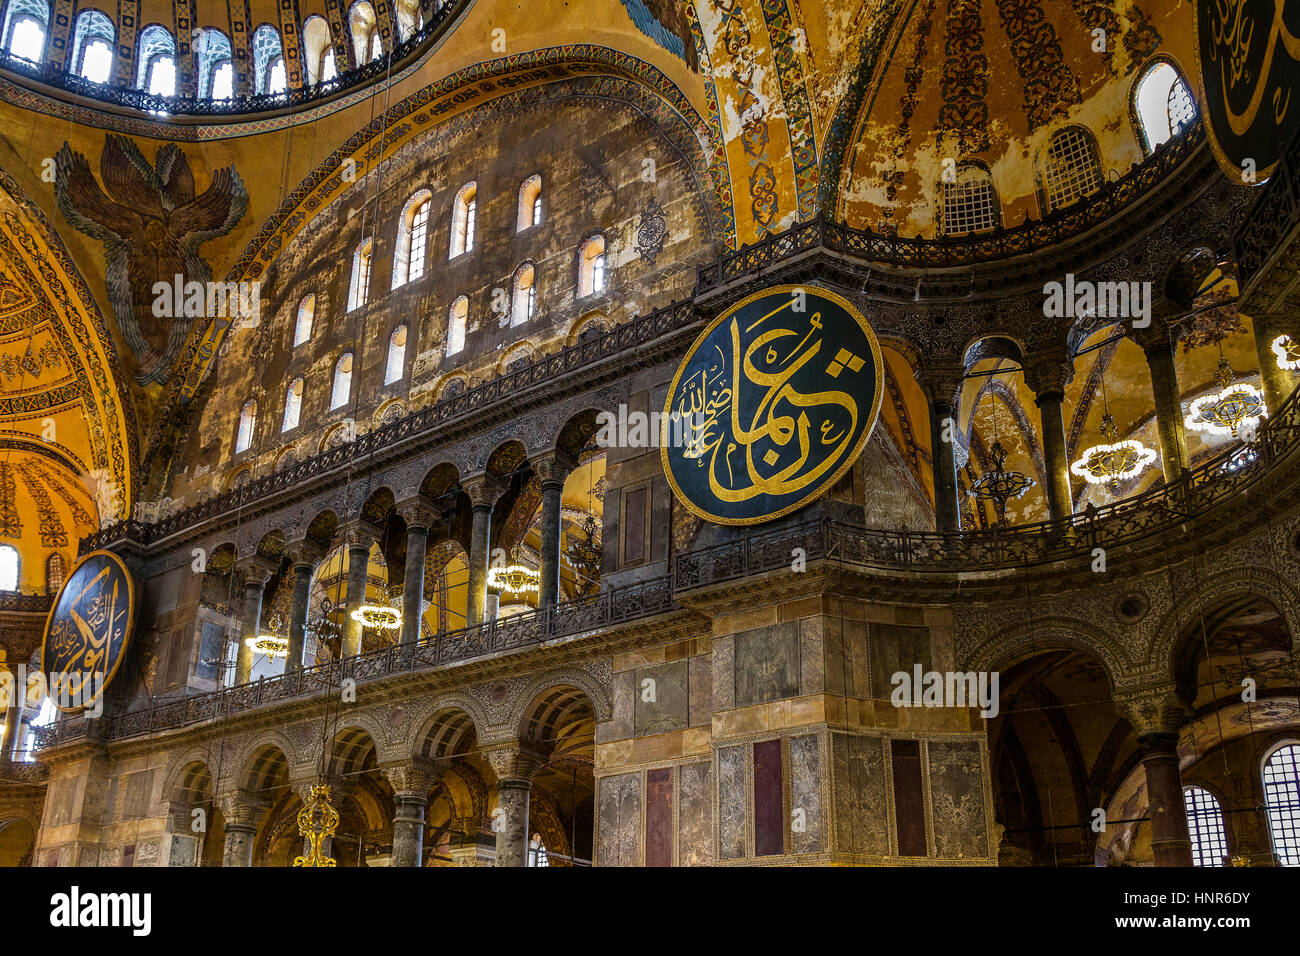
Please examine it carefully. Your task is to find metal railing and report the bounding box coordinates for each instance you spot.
[0,2,466,118]
[0,592,53,613]
[1235,119,1300,285]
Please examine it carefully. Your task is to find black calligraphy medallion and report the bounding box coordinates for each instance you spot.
[41,550,135,711]
[1196,0,1300,179]
[661,285,883,525]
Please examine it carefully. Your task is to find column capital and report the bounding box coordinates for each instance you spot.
[1022,353,1074,400]
[289,775,354,806]
[1129,315,1181,354]
[480,741,548,783]
[235,555,278,589]
[532,451,580,487]
[462,474,509,510]
[1113,684,1188,738]
[379,756,442,799]
[339,519,382,550]
[284,539,326,570]
[914,363,965,408]
[396,496,441,533]
[216,789,272,828]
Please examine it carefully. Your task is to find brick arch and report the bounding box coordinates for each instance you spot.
[509,666,613,740]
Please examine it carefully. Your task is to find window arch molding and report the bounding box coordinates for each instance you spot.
[517,174,543,232]
[938,160,1001,236]
[393,189,432,289]
[577,233,607,298]
[251,22,286,94]
[2,0,49,63]
[511,260,537,325]
[385,324,408,384]
[1183,784,1229,867]
[1037,124,1105,215]
[300,15,333,86]
[348,238,374,312]
[1261,739,1300,866]
[69,9,114,82]
[450,182,478,259]
[194,28,233,99]
[1130,54,1199,155]
[135,24,176,93]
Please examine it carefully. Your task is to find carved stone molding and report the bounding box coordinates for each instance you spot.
[379,756,441,798]
[1112,684,1188,737]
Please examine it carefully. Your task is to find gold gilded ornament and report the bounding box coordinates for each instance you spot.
[293,784,339,867]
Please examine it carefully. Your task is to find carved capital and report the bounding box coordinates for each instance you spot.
[480,741,547,783]
[396,496,440,534]
[234,555,277,589]
[339,519,382,551]
[914,363,965,410]
[284,539,325,571]
[1022,352,1075,399]
[216,789,271,828]
[379,756,441,798]
[462,474,509,510]
[1113,684,1188,738]
[1129,314,1181,354]
[531,451,579,488]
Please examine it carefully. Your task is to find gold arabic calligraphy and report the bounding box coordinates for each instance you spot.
[673,298,859,503]
[46,564,126,699]
[1210,0,1300,134]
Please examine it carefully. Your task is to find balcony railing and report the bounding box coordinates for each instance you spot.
[1235,118,1300,286]
[0,759,49,783]
[0,591,53,613]
[0,1,465,118]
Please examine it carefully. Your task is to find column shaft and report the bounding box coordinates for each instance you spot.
[1140,733,1194,867]
[1035,391,1073,522]
[538,480,564,607]
[1,705,21,758]
[342,544,370,658]
[236,580,264,685]
[493,779,532,867]
[392,795,428,867]
[1252,312,1296,415]
[930,401,959,532]
[285,563,313,672]
[222,824,258,868]
[467,505,492,626]
[401,525,428,646]
[1143,343,1189,485]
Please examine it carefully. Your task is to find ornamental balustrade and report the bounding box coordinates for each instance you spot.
[1235,117,1300,285]
[0,1,466,117]
[0,759,49,783]
[0,592,53,613]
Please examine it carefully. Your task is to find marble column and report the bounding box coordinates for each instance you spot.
[916,365,965,532]
[0,703,20,758]
[534,453,577,607]
[484,744,545,867]
[218,791,269,867]
[463,477,504,627]
[340,522,380,659]
[1251,312,1298,415]
[396,498,439,647]
[234,558,276,685]
[284,543,322,673]
[1141,337,1190,485]
[1025,356,1076,523]
[382,757,439,867]
[1114,688,1192,867]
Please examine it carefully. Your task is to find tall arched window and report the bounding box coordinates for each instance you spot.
[940,163,1000,236]
[578,234,606,297]
[1263,742,1300,866]
[0,543,18,591]
[136,25,176,95]
[385,325,407,384]
[235,400,257,453]
[321,47,337,82]
[517,175,542,231]
[2,0,48,63]
[447,296,468,356]
[395,0,421,40]
[45,552,65,595]
[1041,126,1103,213]
[393,191,431,288]
[282,378,304,432]
[331,353,354,409]
[1183,786,1228,867]
[195,28,232,99]
[1134,61,1199,152]
[511,262,536,325]
[348,1,378,65]
[528,833,550,867]
[69,9,114,83]
[301,16,332,86]
[252,24,285,94]
[348,239,373,312]
[450,183,477,258]
[294,295,315,347]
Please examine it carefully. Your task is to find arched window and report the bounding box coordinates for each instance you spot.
[282,378,304,432]
[447,296,468,356]
[385,325,407,384]
[450,183,477,258]
[0,543,18,591]
[294,295,315,347]
[1184,786,1228,867]
[235,400,257,453]
[393,191,431,288]
[321,47,337,82]
[395,0,421,41]
[348,239,373,312]
[940,163,1000,236]
[511,262,536,325]
[1040,126,1103,212]
[195,29,233,99]
[517,175,542,231]
[301,16,332,86]
[528,833,549,867]
[135,25,176,96]
[70,9,114,83]
[348,1,378,65]
[252,24,284,94]
[2,0,48,63]
[1134,61,1199,152]
[331,353,353,409]
[45,552,65,595]
[578,234,606,297]
[1263,742,1300,866]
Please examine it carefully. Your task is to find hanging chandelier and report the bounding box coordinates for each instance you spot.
[246,610,289,658]
[1070,412,1157,489]
[565,512,601,582]
[306,596,342,643]
[1185,357,1267,438]
[968,440,1034,520]
[293,784,339,868]
[1272,334,1300,371]
[486,546,539,595]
